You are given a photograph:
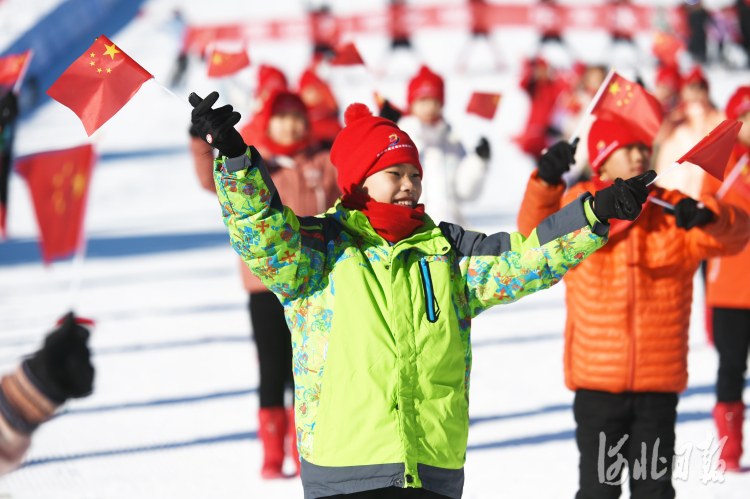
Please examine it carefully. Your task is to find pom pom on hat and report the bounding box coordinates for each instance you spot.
[344,103,373,125]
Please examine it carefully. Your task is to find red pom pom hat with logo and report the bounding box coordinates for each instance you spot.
[587,119,647,174]
[407,65,444,106]
[330,103,422,195]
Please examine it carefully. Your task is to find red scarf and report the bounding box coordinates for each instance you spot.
[342,192,425,243]
[255,134,310,158]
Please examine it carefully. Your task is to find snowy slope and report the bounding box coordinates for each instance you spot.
[1,0,750,498]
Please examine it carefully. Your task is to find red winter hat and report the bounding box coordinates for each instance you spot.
[681,65,708,90]
[588,119,645,174]
[407,65,444,106]
[330,103,422,195]
[726,87,750,121]
[257,64,288,95]
[655,65,681,90]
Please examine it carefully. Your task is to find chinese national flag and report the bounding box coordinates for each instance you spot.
[207,48,250,77]
[678,120,742,181]
[730,160,750,200]
[46,35,152,136]
[0,50,31,86]
[652,31,684,67]
[330,42,364,66]
[592,72,663,146]
[466,92,502,119]
[15,145,95,263]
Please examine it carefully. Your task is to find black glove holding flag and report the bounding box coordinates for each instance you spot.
[0,91,18,127]
[378,99,403,124]
[475,137,491,160]
[24,313,94,402]
[189,91,247,159]
[593,171,656,222]
[537,139,577,185]
[663,198,714,230]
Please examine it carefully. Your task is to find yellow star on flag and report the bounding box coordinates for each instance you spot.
[90,61,95,66]
[609,82,621,96]
[107,68,111,73]
[97,68,102,73]
[103,43,121,60]
[90,53,95,58]
[212,53,223,65]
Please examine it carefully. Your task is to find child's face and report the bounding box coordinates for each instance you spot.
[267,112,307,146]
[410,98,442,125]
[358,163,422,208]
[737,111,750,147]
[600,144,650,181]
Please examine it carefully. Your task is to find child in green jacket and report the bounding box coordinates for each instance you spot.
[189,91,652,499]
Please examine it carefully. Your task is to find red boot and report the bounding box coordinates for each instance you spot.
[713,401,745,472]
[258,407,287,479]
[287,406,301,476]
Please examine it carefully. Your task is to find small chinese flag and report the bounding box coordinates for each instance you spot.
[466,92,502,119]
[652,31,684,67]
[330,42,364,66]
[46,35,152,136]
[207,48,250,78]
[677,120,742,181]
[0,50,32,86]
[15,145,95,263]
[592,72,663,146]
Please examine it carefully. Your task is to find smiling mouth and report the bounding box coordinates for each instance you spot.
[393,199,415,208]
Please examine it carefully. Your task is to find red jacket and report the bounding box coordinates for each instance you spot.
[518,171,750,393]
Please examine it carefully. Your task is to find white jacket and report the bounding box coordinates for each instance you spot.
[397,115,488,226]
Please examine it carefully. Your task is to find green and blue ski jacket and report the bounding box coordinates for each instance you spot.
[214,147,609,499]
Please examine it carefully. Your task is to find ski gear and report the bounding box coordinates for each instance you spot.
[189,91,246,158]
[593,171,655,222]
[537,140,575,185]
[663,197,714,229]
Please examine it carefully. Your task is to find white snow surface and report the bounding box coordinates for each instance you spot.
[1,0,750,497]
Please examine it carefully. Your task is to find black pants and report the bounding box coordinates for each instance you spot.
[325,487,450,499]
[249,292,293,408]
[714,307,750,402]
[574,389,677,499]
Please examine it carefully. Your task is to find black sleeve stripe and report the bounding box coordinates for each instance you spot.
[298,216,343,253]
[439,222,512,258]
[536,192,593,247]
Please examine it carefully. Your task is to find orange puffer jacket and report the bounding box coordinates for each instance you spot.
[518,171,750,393]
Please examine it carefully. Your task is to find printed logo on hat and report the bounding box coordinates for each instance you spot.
[389,134,400,145]
[597,140,606,151]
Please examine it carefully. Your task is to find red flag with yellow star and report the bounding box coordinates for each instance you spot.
[466,92,502,119]
[0,50,32,87]
[592,72,663,146]
[677,120,742,181]
[15,145,95,263]
[46,35,152,136]
[207,48,250,77]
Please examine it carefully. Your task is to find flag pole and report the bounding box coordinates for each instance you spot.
[149,77,193,109]
[568,67,616,144]
[67,235,87,312]
[715,153,749,199]
[648,196,675,210]
[12,50,34,95]
[648,161,681,186]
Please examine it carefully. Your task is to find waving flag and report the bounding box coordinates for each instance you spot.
[591,72,663,146]
[652,31,684,67]
[330,42,364,66]
[678,120,742,181]
[0,50,32,87]
[47,35,152,136]
[466,92,502,119]
[15,145,95,263]
[207,48,250,77]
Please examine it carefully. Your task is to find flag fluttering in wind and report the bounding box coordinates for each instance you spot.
[207,48,250,77]
[652,31,685,67]
[15,145,96,263]
[466,92,502,119]
[677,120,742,181]
[47,35,152,136]
[0,50,32,87]
[329,42,364,66]
[591,72,663,146]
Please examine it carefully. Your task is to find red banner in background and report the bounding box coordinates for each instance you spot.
[184,3,669,55]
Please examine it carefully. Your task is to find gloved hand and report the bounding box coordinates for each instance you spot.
[475,137,490,160]
[189,91,247,158]
[25,313,94,401]
[0,91,18,127]
[593,170,656,222]
[378,99,402,124]
[663,197,714,230]
[537,139,577,185]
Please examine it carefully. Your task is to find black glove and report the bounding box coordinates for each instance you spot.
[593,170,656,222]
[189,91,247,158]
[25,313,94,402]
[379,99,402,123]
[0,91,18,127]
[537,139,577,185]
[475,137,490,160]
[663,197,714,230]
[188,123,200,138]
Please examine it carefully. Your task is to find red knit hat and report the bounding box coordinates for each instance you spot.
[407,65,444,107]
[587,119,645,174]
[330,103,422,195]
[257,64,288,94]
[655,65,681,90]
[681,66,708,90]
[726,87,750,121]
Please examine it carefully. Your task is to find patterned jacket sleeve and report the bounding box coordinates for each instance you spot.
[214,147,327,303]
[441,193,609,318]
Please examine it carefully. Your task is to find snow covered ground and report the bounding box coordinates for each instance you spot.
[1,0,750,497]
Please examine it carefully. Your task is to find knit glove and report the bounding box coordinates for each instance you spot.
[189,91,247,158]
[537,139,577,185]
[593,170,656,222]
[475,137,491,160]
[24,313,94,402]
[663,197,714,230]
[0,91,18,127]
